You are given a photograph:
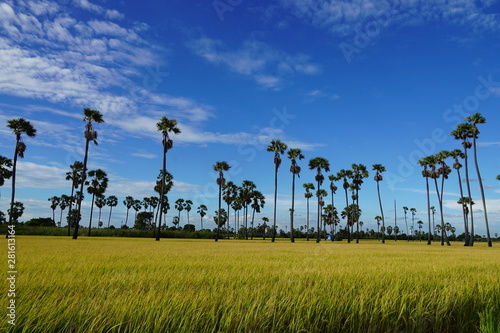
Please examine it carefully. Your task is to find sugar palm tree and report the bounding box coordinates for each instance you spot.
[303,183,315,241]
[250,190,265,240]
[309,157,330,243]
[59,194,71,227]
[0,155,12,187]
[184,199,193,225]
[327,175,338,240]
[375,215,382,240]
[287,148,304,243]
[337,169,353,242]
[95,195,106,228]
[372,164,386,243]
[48,196,60,225]
[402,206,410,241]
[465,113,492,247]
[317,189,328,239]
[6,118,36,236]
[240,180,256,240]
[175,198,185,226]
[214,161,231,242]
[65,161,84,235]
[133,200,142,223]
[74,109,104,239]
[231,197,243,238]
[449,149,469,245]
[197,204,207,230]
[123,196,135,227]
[429,152,451,246]
[86,169,108,236]
[261,217,269,240]
[430,206,436,239]
[452,122,474,246]
[417,156,432,245]
[156,116,181,241]
[351,164,368,243]
[458,197,474,243]
[267,139,288,242]
[106,195,118,228]
[223,181,238,239]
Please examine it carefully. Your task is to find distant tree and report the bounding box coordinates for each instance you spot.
[8,201,24,223]
[172,216,180,229]
[184,199,193,225]
[86,169,108,236]
[59,195,71,227]
[372,164,386,243]
[175,198,185,227]
[197,204,208,229]
[287,148,304,243]
[65,161,84,235]
[303,183,315,241]
[95,195,106,229]
[135,212,154,230]
[123,196,135,227]
[214,161,231,242]
[48,196,60,225]
[25,217,55,227]
[309,157,330,243]
[106,195,118,228]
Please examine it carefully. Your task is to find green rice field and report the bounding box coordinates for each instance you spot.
[2,236,500,332]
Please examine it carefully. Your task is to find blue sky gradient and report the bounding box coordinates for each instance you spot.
[0,0,499,235]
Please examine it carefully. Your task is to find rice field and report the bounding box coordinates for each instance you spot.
[2,236,500,332]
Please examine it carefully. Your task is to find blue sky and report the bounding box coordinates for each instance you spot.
[0,0,499,236]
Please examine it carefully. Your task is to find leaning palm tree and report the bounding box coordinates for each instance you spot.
[6,118,36,236]
[156,116,181,241]
[452,123,475,246]
[372,164,386,243]
[303,183,315,241]
[197,204,208,230]
[449,149,469,245]
[287,148,304,243]
[86,169,108,236]
[106,195,118,228]
[214,161,231,242]
[65,161,84,235]
[267,139,288,242]
[74,109,104,239]
[465,113,492,247]
[309,157,330,243]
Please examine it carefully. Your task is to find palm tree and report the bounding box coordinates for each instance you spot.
[417,156,432,245]
[410,207,417,241]
[184,199,193,225]
[402,206,410,241]
[250,190,265,240]
[337,169,353,242]
[452,122,474,246]
[372,164,386,244]
[65,161,84,235]
[73,109,104,240]
[317,189,328,239]
[465,113,492,247]
[6,118,36,236]
[197,204,208,230]
[309,157,330,243]
[0,156,13,188]
[214,209,228,232]
[240,180,256,240]
[175,198,185,226]
[261,217,269,240]
[449,149,469,245]
[133,200,142,224]
[327,175,338,240]
[341,204,361,239]
[231,197,243,238]
[95,195,106,229]
[8,201,24,223]
[287,148,304,243]
[59,194,70,227]
[214,161,231,242]
[351,164,368,243]
[430,206,436,239]
[154,170,174,229]
[223,181,238,239]
[48,196,60,225]
[156,116,181,241]
[429,152,451,246]
[123,196,135,227]
[375,215,382,240]
[106,195,118,228]
[86,169,108,236]
[303,183,315,241]
[267,139,288,242]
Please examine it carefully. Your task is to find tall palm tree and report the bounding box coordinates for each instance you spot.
[449,149,469,245]
[372,164,386,243]
[287,148,304,243]
[351,164,368,243]
[197,204,208,230]
[123,196,135,227]
[175,198,185,226]
[231,197,243,238]
[317,189,328,239]
[59,194,71,227]
[429,152,451,246]
[86,169,108,236]
[0,155,13,188]
[6,118,36,236]
[402,206,410,241]
[106,195,118,228]
[156,116,181,241]
[95,195,106,228]
[417,156,432,245]
[267,139,288,242]
[214,161,231,242]
[410,207,417,240]
[65,161,84,235]
[154,170,174,229]
[48,196,60,225]
[452,123,474,246]
[184,199,193,225]
[133,199,142,223]
[250,190,265,240]
[465,113,492,247]
[223,181,238,238]
[327,175,338,240]
[74,109,104,239]
[337,169,353,242]
[240,180,256,240]
[430,206,436,239]
[303,183,315,241]
[309,157,330,243]
[458,196,474,242]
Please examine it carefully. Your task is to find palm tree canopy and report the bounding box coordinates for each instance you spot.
[372,164,386,173]
[213,161,231,172]
[303,183,315,191]
[107,195,118,207]
[267,139,288,154]
[83,108,104,124]
[7,118,37,138]
[287,148,304,161]
[157,116,181,151]
[308,157,330,172]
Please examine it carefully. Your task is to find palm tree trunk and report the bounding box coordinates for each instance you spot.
[473,138,492,247]
[456,169,469,246]
[316,180,321,243]
[464,148,474,246]
[215,183,221,242]
[67,186,75,236]
[272,166,278,242]
[434,178,450,246]
[251,208,256,240]
[107,206,113,228]
[290,173,296,243]
[125,208,130,227]
[377,182,384,244]
[156,150,167,241]
[74,138,90,240]
[6,138,19,238]
[306,198,310,241]
[87,193,95,236]
[425,175,432,245]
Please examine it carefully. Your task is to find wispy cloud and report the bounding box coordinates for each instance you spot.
[186,37,320,89]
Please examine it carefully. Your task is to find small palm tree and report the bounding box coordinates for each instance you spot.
[465,113,492,247]
[95,196,106,229]
[375,215,382,240]
[197,204,208,230]
[48,196,60,225]
[184,200,193,225]
[240,180,256,240]
[86,169,108,236]
[156,116,181,241]
[309,157,330,243]
[267,139,288,242]
[6,118,36,236]
[175,198,185,226]
[74,109,104,240]
[250,190,265,240]
[214,161,231,242]
[123,196,135,227]
[106,195,118,228]
[65,161,84,235]
[303,183,315,241]
[59,194,71,227]
[261,217,269,240]
[287,148,304,243]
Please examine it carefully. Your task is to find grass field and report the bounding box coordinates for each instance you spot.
[2,236,499,332]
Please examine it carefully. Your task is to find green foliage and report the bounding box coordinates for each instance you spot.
[134,211,154,230]
[25,217,56,227]
[183,224,195,232]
